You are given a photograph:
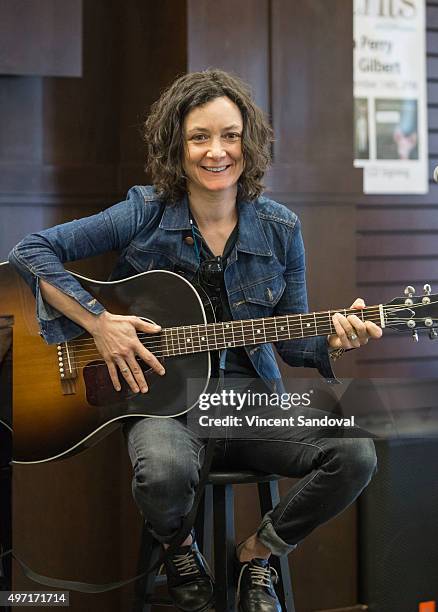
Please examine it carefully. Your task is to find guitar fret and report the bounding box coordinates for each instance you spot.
[167,327,173,356]
[219,322,224,350]
[213,323,218,350]
[175,327,181,355]
[193,324,200,354]
[328,310,334,335]
[224,321,232,348]
[190,325,195,353]
[254,319,263,341]
[182,326,188,354]
[200,324,208,352]
[265,318,275,342]
[171,330,176,356]
[303,315,312,336]
[240,320,245,347]
[178,327,183,354]
[274,319,278,341]
[278,316,287,339]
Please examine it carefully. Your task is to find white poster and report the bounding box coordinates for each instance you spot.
[353,0,428,194]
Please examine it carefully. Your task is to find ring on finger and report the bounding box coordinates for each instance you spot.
[121,368,129,374]
[348,332,358,341]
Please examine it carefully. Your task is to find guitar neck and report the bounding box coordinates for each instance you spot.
[161,305,384,356]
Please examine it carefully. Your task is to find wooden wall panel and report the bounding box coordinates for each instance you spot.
[270,0,361,188]
[42,1,121,166]
[186,0,270,113]
[0,77,43,163]
[0,0,82,77]
[118,0,187,190]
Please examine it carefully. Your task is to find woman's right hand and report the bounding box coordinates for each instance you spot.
[91,311,165,393]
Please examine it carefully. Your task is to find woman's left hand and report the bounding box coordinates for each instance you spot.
[327,298,383,350]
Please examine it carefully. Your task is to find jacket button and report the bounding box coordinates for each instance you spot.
[184,236,194,246]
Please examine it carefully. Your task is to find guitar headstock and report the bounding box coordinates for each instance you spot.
[383,284,438,341]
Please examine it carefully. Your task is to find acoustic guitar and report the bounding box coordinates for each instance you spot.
[0,262,436,464]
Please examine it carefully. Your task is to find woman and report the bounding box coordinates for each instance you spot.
[9,69,381,612]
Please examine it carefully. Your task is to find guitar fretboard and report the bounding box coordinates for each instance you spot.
[159,306,380,357]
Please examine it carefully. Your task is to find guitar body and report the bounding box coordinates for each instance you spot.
[0,264,215,464]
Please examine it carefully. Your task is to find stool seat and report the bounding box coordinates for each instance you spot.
[208,471,282,485]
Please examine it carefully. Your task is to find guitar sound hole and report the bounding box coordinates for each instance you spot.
[83,359,163,406]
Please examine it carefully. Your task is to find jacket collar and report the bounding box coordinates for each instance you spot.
[159,194,192,231]
[159,193,272,256]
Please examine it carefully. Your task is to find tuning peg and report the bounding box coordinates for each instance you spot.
[404,286,415,305]
[429,328,438,340]
[412,330,419,342]
[423,284,432,304]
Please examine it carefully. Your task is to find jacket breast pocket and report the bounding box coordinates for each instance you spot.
[125,246,177,273]
[242,274,286,309]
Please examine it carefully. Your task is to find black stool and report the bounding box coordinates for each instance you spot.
[133,471,295,611]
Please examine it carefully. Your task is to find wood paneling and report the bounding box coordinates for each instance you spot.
[0,0,82,77]
[271,0,357,168]
[117,0,187,191]
[187,0,270,113]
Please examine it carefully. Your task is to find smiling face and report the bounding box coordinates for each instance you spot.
[182,96,244,198]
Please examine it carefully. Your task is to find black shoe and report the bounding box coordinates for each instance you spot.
[163,540,215,612]
[235,556,282,612]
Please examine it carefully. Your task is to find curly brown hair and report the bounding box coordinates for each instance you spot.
[143,69,273,202]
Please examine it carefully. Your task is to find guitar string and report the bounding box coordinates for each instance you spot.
[65,306,385,350]
[64,312,437,360]
[62,327,438,371]
[61,319,438,359]
[63,310,437,358]
[65,311,385,356]
[54,299,438,368]
[63,315,388,367]
[65,299,438,349]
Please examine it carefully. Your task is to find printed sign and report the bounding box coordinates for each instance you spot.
[354,0,428,193]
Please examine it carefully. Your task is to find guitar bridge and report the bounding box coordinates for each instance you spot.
[57,342,77,395]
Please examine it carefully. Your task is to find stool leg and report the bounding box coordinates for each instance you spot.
[194,489,206,552]
[204,484,214,567]
[213,483,236,611]
[258,481,296,612]
[194,483,213,567]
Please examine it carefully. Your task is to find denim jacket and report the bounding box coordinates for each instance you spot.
[8,185,336,391]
